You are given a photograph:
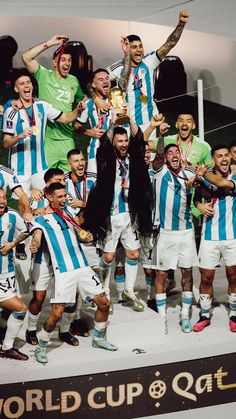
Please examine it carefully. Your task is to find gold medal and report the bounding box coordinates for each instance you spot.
[140,95,148,103]
[78,228,88,241]
[121,181,129,190]
[32,126,39,135]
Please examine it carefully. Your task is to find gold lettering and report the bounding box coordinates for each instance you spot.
[45,390,60,411]
[172,372,197,402]
[87,387,106,409]
[195,374,213,394]
[4,397,24,419]
[0,399,3,415]
[106,385,125,407]
[26,389,44,411]
[127,383,143,405]
[61,391,81,413]
[214,367,236,390]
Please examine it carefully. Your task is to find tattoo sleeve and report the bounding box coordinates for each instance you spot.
[106,121,116,142]
[118,53,131,92]
[152,135,165,172]
[157,22,185,61]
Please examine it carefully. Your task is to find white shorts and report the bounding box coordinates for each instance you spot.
[103,212,140,253]
[14,236,31,296]
[151,228,197,271]
[0,272,17,302]
[12,170,46,197]
[140,230,159,269]
[30,257,54,291]
[80,243,100,268]
[50,266,104,304]
[198,239,236,269]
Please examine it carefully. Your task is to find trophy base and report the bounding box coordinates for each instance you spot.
[116,113,130,126]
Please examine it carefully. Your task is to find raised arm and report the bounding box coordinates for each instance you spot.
[14,187,32,221]
[157,11,189,61]
[152,134,165,172]
[22,34,68,74]
[118,37,131,92]
[144,114,166,142]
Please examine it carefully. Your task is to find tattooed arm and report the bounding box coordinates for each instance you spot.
[0,232,29,256]
[152,135,165,172]
[118,37,131,92]
[157,11,189,61]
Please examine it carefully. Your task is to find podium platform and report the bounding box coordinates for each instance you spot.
[1,267,236,419]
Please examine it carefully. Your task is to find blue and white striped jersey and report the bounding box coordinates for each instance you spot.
[65,171,96,211]
[3,100,61,176]
[153,165,194,231]
[33,209,89,274]
[30,195,49,212]
[0,208,28,275]
[77,98,111,172]
[107,51,160,127]
[0,165,22,192]
[110,157,130,216]
[77,98,129,172]
[201,176,236,241]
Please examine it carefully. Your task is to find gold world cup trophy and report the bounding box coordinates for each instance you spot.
[109,87,130,125]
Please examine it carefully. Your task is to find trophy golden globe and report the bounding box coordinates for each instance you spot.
[109,87,130,125]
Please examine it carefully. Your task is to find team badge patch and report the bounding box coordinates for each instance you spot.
[12,175,18,184]
[7,120,13,129]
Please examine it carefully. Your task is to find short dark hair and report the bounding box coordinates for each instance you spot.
[53,45,72,60]
[164,143,179,154]
[126,35,141,43]
[12,68,33,85]
[44,168,64,183]
[211,144,229,157]
[176,112,195,120]
[92,68,109,80]
[113,126,128,138]
[229,140,236,149]
[46,182,66,195]
[67,148,82,160]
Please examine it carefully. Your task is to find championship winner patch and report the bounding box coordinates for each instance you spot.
[7,120,13,129]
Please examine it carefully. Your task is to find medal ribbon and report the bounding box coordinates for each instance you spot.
[50,206,82,230]
[97,111,109,129]
[116,156,128,187]
[21,99,36,128]
[53,38,69,64]
[72,176,87,202]
[177,137,193,165]
[169,169,189,181]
